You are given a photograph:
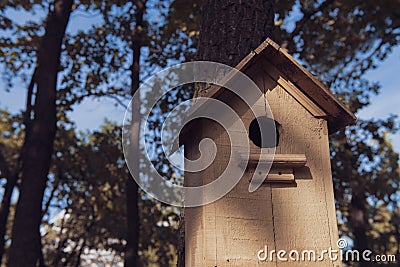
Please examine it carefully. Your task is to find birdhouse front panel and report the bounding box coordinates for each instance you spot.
[184,39,355,267]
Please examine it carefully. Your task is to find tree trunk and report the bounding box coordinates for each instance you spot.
[195,0,275,99]
[0,174,17,264]
[125,177,139,267]
[0,67,37,264]
[198,0,274,67]
[8,0,73,265]
[350,188,370,267]
[124,1,144,266]
[177,1,275,266]
[0,150,18,264]
[176,211,185,267]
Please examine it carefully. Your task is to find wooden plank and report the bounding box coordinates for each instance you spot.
[319,120,343,263]
[266,167,295,183]
[258,41,356,133]
[261,60,327,118]
[185,45,344,265]
[267,173,294,182]
[277,77,327,118]
[247,153,307,167]
[267,87,337,266]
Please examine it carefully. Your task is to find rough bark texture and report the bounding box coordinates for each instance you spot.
[198,0,274,67]
[7,0,73,265]
[194,0,274,98]
[124,1,144,266]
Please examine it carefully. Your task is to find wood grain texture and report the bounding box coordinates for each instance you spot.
[185,42,345,266]
[266,83,339,266]
[185,70,341,266]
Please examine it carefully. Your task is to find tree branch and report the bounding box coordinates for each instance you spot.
[25,67,37,136]
[106,94,128,109]
[41,178,59,219]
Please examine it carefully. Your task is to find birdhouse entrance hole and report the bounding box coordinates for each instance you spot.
[249,116,279,148]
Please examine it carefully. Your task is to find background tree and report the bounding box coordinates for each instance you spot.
[1,0,183,265]
[0,110,23,264]
[0,108,180,266]
[7,0,74,265]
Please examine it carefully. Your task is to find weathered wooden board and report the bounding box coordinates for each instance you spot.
[184,39,349,267]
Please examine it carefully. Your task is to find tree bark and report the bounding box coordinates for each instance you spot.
[7,0,73,265]
[194,0,274,99]
[0,150,18,264]
[176,211,185,267]
[0,174,17,263]
[197,0,274,67]
[350,188,371,267]
[0,67,37,264]
[124,1,144,266]
[177,1,275,266]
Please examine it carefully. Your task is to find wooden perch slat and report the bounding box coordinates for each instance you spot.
[247,153,307,167]
[266,167,295,182]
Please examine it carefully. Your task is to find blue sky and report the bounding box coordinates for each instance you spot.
[0,3,399,154]
[358,46,400,150]
[1,46,399,152]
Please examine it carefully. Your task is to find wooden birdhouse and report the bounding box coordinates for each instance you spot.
[179,38,356,266]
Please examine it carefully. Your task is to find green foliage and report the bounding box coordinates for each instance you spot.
[40,120,180,266]
[331,117,400,265]
[274,0,399,113]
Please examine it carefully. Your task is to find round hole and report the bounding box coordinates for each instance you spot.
[249,116,279,148]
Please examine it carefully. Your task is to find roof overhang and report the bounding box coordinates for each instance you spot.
[199,38,356,133]
[172,38,356,151]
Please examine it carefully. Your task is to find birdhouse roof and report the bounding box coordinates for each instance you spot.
[171,38,356,152]
[200,38,356,133]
